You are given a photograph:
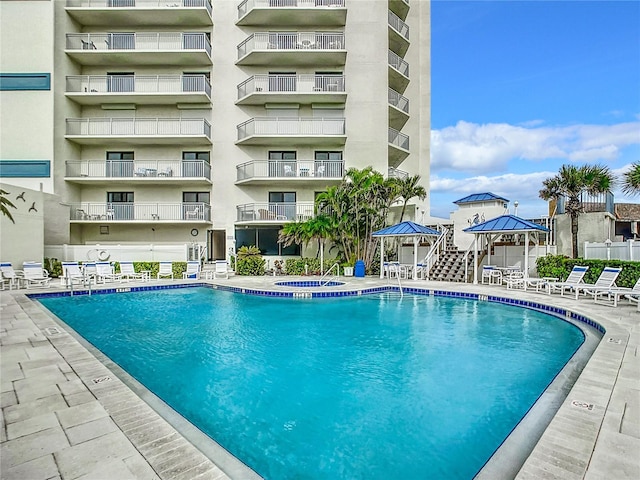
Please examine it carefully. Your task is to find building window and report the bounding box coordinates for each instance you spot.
[107,192,134,220]
[269,192,296,220]
[183,192,210,204]
[235,227,300,256]
[268,151,296,177]
[106,151,134,177]
[0,73,51,91]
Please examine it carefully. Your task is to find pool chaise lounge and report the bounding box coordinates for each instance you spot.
[592,276,640,307]
[543,265,589,296]
[573,266,622,300]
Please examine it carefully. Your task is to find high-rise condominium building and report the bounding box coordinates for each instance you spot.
[1,0,430,262]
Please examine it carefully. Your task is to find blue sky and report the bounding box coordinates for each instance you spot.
[429,0,640,220]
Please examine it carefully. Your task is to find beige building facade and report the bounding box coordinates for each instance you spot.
[1,0,430,263]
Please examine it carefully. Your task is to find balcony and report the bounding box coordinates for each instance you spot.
[65,118,212,145]
[236,159,344,184]
[65,0,213,27]
[236,117,346,146]
[237,32,346,66]
[66,75,211,105]
[237,74,345,105]
[236,202,316,223]
[70,202,211,223]
[237,0,346,27]
[388,50,410,93]
[389,0,409,21]
[65,32,212,66]
[65,160,211,184]
[388,166,408,180]
[388,127,409,167]
[388,88,409,130]
[388,10,409,56]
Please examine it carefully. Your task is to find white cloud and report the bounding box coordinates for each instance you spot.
[431,121,640,174]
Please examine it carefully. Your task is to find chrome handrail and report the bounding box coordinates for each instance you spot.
[319,262,340,286]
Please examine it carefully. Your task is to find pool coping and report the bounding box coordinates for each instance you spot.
[2,277,638,479]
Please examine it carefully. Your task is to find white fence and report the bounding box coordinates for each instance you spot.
[45,243,205,263]
[584,240,640,261]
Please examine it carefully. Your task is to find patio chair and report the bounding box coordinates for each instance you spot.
[182,261,201,279]
[214,260,230,279]
[1,262,24,290]
[157,261,174,279]
[95,261,122,283]
[82,262,98,283]
[119,261,145,282]
[61,261,92,288]
[504,270,526,290]
[593,276,640,307]
[22,262,52,289]
[481,265,502,285]
[573,266,622,300]
[542,265,589,296]
[186,206,200,220]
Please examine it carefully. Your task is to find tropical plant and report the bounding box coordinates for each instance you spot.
[621,161,640,196]
[0,189,17,224]
[539,164,615,258]
[236,245,265,276]
[391,174,427,223]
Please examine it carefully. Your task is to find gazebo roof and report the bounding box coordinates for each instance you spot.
[463,214,549,233]
[454,192,510,204]
[372,221,440,237]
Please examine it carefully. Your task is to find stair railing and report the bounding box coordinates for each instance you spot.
[419,226,449,280]
[319,262,340,287]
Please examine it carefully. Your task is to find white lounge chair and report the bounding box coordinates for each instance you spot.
[157,262,174,279]
[214,260,230,279]
[95,261,122,283]
[1,262,24,290]
[61,262,92,288]
[593,276,640,307]
[22,262,51,288]
[119,261,145,282]
[83,262,98,283]
[182,261,201,279]
[574,266,622,300]
[543,265,589,296]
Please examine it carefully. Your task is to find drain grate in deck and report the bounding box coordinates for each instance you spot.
[92,375,112,384]
[43,327,62,336]
[571,400,594,411]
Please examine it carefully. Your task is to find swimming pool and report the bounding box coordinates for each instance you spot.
[38,287,585,479]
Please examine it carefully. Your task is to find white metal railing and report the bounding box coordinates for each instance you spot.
[238,32,344,59]
[237,160,344,180]
[419,226,448,280]
[236,202,316,222]
[388,167,408,180]
[388,127,409,150]
[319,262,340,285]
[65,160,211,179]
[66,118,212,139]
[70,202,211,221]
[388,88,409,113]
[66,0,212,15]
[238,0,345,19]
[388,10,409,40]
[66,32,212,57]
[388,50,409,77]
[237,117,345,140]
[66,74,211,97]
[237,74,344,98]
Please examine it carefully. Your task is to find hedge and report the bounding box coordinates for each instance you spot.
[536,255,640,288]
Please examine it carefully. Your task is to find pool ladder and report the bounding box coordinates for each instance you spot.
[318,262,340,287]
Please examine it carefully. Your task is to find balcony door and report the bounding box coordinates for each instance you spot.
[183,72,209,92]
[269,191,296,220]
[268,151,296,177]
[107,33,135,50]
[107,72,134,93]
[106,151,134,177]
[269,72,296,92]
[107,192,134,220]
[183,191,210,220]
[108,0,135,6]
[182,151,209,177]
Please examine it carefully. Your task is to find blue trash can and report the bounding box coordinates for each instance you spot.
[354,260,365,278]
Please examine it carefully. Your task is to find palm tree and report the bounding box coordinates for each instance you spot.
[539,164,615,258]
[392,174,427,223]
[621,162,640,196]
[0,189,16,224]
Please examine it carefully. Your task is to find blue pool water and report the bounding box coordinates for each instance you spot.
[38,287,584,479]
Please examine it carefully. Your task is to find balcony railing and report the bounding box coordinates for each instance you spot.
[389,127,409,150]
[237,202,316,222]
[388,10,409,40]
[388,167,409,180]
[237,74,344,98]
[388,88,409,113]
[238,0,345,19]
[65,160,211,179]
[66,118,211,139]
[388,50,409,77]
[70,202,211,222]
[237,117,345,140]
[238,32,344,58]
[66,74,211,97]
[67,0,212,13]
[66,32,212,56]
[557,191,615,215]
[237,160,344,181]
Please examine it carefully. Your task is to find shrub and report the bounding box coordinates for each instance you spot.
[44,258,63,278]
[284,258,340,275]
[536,254,640,288]
[236,246,265,276]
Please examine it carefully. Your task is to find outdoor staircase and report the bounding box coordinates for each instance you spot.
[428,250,469,282]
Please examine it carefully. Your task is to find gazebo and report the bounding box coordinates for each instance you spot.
[463,214,550,284]
[372,221,441,280]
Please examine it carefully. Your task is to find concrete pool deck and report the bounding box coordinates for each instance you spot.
[1,276,638,479]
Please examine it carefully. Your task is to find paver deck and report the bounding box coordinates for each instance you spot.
[1,276,638,479]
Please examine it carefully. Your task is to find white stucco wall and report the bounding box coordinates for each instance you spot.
[0,183,45,266]
[555,212,616,257]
